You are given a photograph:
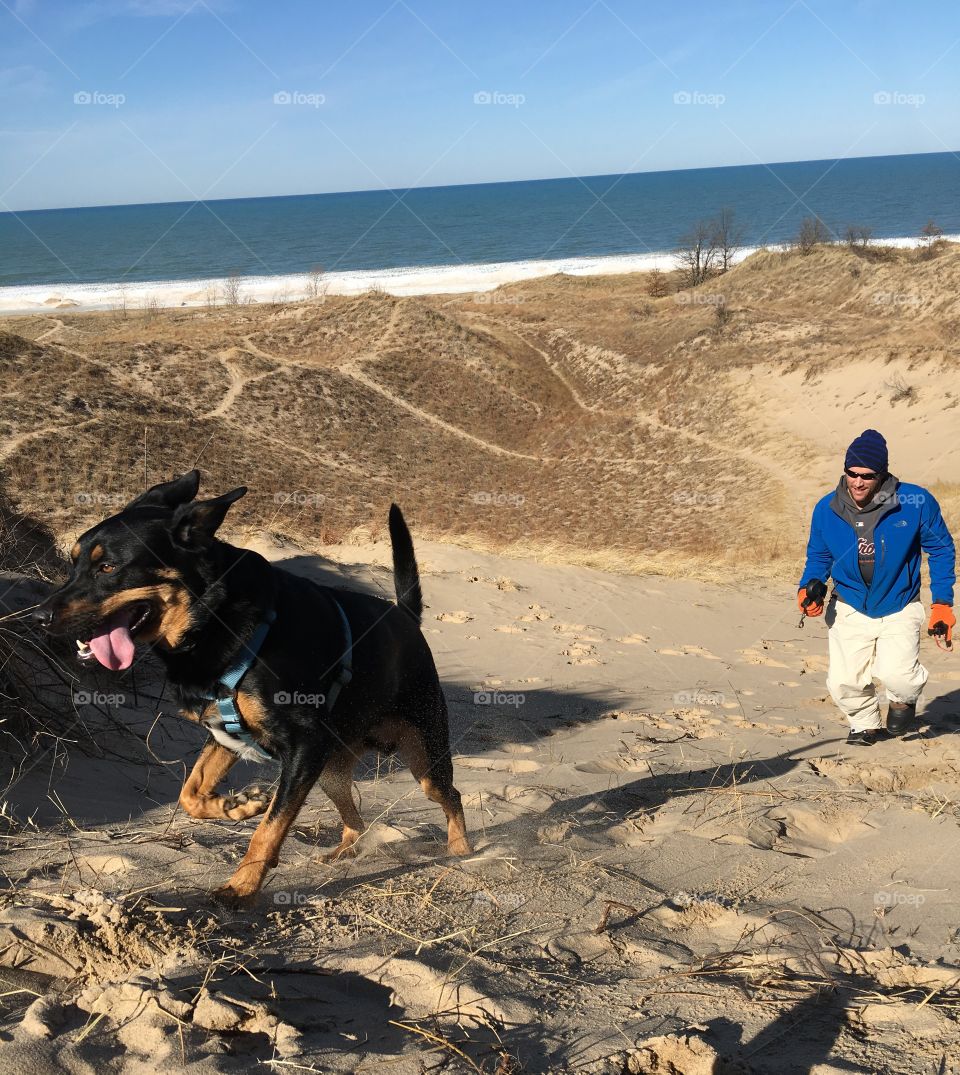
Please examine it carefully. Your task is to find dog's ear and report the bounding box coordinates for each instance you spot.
[125,470,201,511]
[170,486,247,550]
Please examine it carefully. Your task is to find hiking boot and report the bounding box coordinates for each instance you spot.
[886,702,917,736]
[846,728,884,746]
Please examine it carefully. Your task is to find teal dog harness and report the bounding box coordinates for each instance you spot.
[202,595,354,763]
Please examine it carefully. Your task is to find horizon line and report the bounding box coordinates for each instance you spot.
[5,147,958,216]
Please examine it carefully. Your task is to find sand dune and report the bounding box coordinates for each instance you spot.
[3,534,960,1072]
[2,245,960,1071]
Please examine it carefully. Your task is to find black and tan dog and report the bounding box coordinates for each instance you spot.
[33,471,470,906]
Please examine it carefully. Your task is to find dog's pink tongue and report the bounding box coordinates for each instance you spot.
[88,610,137,671]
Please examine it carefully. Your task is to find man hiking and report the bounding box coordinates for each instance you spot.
[798,429,956,745]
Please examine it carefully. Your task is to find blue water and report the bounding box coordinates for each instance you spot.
[2,151,958,288]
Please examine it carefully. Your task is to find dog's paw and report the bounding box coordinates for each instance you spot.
[222,786,271,821]
[321,841,359,864]
[210,883,258,910]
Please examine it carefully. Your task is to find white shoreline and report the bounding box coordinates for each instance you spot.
[0,236,955,315]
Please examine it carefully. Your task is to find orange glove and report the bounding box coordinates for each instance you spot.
[798,586,824,617]
[928,603,955,645]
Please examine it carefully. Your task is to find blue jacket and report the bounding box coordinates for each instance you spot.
[800,481,955,617]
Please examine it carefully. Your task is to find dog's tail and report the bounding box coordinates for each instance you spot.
[388,504,423,623]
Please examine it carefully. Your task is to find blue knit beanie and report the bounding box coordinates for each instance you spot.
[845,429,888,473]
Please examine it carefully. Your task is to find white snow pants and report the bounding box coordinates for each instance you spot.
[825,597,928,731]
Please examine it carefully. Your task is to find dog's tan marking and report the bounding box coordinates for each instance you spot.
[214,787,313,905]
[369,718,471,856]
[236,690,270,735]
[70,542,81,562]
[92,583,193,649]
[179,740,270,822]
[319,748,365,860]
[62,598,96,618]
[89,544,104,563]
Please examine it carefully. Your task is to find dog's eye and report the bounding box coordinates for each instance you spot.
[97,563,117,574]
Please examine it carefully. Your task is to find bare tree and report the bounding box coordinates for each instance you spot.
[796,216,831,255]
[675,220,719,287]
[306,264,328,300]
[711,208,744,273]
[223,275,242,305]
[844,224,873,249]
[919,219,943,259]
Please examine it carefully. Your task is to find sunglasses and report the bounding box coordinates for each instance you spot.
[844,467,882,482]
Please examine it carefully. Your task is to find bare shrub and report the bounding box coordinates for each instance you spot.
[796,216,831,255]
[885,375,914,403]
[919,219,943,260]
[646,268,669,297]
[675,220,719,287]
[712,208,744,273]
[306,265,328,300]
[844,224,873,249]
[223,275,242,305]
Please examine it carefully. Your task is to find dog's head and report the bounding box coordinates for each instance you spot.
[35,470,246,671]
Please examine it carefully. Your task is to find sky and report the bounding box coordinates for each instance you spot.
[1,0,958,211]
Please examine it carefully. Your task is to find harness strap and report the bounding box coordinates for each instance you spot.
[324,597,353,712]
[201,595,354,763]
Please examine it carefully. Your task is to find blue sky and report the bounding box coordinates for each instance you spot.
[1,0,958,210]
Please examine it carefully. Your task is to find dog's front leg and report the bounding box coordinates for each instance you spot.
[179,740,271,821]
[212,750,319,908]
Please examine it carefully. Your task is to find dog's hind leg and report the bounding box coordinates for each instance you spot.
[319,748,365,861]
[179,739,271,821]
[395,707,471,857]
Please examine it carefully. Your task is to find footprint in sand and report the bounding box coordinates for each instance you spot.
[562,643,604,665]
[575,747,658,774]
[656,645,722,660]
[436,610,473,623]
[738,647,790,669]
[616,633,650,645]
[810,758,960,793]
[495,625,526,634]
[745,805,871,857]
[518,604,552,622]
[457,755,541,774]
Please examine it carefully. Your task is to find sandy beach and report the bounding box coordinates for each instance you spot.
[4,236,955,316]
[3,531,960,1073]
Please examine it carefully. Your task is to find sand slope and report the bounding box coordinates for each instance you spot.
[3,534,960,1073]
